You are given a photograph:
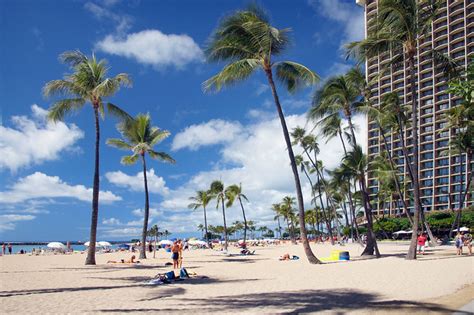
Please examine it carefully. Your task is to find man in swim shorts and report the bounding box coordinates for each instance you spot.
[171,241,180,269]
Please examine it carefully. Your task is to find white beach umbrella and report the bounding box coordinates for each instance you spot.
[452,227,470,232]
[158,240,173,246]
[47,242,67,250]
[84,241,98,247]
[97,241,112,247]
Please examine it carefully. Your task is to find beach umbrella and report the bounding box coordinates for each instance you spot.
[47,242,67,250]
[97,241,112,247]
[158,240,173,246]
[84,241,98,247]
[452,227,470,232]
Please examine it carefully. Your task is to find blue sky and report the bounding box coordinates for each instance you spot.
[0,0,367,241]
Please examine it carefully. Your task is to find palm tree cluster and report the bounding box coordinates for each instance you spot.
[44,51,174,264]
[189,181,249,251]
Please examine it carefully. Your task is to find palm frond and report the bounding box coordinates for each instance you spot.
[121,154,139,165]
[107,103,133,122]
[274,61,319,94]
[148,150,176,164]
[59,50,88,68]
[106,138,133,150]
[47,98,86,122]
[202,58,260,92]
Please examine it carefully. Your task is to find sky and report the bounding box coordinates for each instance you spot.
[0,0,367,241]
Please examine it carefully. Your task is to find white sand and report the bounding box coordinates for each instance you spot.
[0,242,473,314]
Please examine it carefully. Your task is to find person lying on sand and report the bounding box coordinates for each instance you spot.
[279,253,299,261]
[107,255,140,264]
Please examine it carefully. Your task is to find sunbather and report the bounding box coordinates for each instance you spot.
[107,255,140,264]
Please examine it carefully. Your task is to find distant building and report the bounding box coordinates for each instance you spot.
[356,0,473,214]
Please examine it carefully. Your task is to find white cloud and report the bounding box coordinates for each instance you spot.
[105,169,169,196]
[131,208,162,218]
[309,0,364,44]
[101,227,141,237]
[84,1,131,34]
[326,62,353,77]
[160,113,367,233]
[0,105,84,172]
[96,30,203,69]
[171,119,244,151]
[0,214,36,232]
[0,172,121,203]
[102,217,121,225]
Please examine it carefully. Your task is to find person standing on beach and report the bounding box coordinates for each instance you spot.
[455,233,464,255]
[7,243,12,255]
[464,233,472,255]
[1,243,5,255]
[171,241,180,269]
[417,233,427,255]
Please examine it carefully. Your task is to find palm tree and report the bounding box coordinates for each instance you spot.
[280,196,298,244]
[225,184,250,244]
[43,50,131,265]
[272,203,283,239]
[197,224,205,238]
[347,0,442,260]
[209,180,228,251]
[203,6,320,264]
[342,145,380,257]
[188,190,212,246]
[147,225,159,258]
[107,113,175,259]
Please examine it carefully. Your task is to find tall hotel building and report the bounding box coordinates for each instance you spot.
[356,0,473,214]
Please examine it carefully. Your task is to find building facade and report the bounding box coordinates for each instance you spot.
[356,0,473,215]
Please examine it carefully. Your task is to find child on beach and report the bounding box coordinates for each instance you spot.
[417,233,427,255]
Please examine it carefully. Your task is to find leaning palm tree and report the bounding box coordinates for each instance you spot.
[346,0,442,260]
[225,184,250,244]
[107,113,175,259]
[272,203,283,239]
[203,5,320,264]
[209,180,228,251]
[188,190,212,246]
[43,50,131,265]
[341,145,380,257]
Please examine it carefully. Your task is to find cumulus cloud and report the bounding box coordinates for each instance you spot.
[309,0,365,44]
[0,105,84,172]
[105,169,169,196]
[171,119,244,151]
[160,113,367,233]
[0,214,36,232]
[0,172,121,203]
[102,217,122,225]
[96,30,203,69]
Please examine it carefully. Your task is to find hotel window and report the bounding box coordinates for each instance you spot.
[422,126,434,133]
[452,50,465,59]
[452,165,464,173]
[436,186,449,195]
[436,85,448,92]
[452,175,462,183]
[439,131,449,138]
[438,103,449,110]
[422,161,433,169]
[422,117,433,124]
[451,32,465,41]
[436,167,449,176]
[435,196,449,204]
[422,152,433,160]
[421,170,433,178]
[436,94,449,101]
[437,140,449,147]
[423,189,433,196]
[436,177,449,184]
[422,179,433,187]
[451,41,464,50]
[437,158,449,166]
[422,134,433,141]
[422,90,433,97]
[421,81,433,88]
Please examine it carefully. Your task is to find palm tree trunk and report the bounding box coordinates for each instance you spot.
[277,217,282,239]
[359,177,380,257]
[406,54,422,260]
[238,197,248,244]
[221,201,228,251]
[140,154,149,260]
[153,234,157,258]
[203,206,209,246]
[380,128,414,225]
[264,68,320,264]
[85,106,101,265]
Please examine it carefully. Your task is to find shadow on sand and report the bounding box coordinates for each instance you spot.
[98,289,469,314]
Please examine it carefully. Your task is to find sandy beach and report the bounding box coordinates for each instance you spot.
[1,242,473,314]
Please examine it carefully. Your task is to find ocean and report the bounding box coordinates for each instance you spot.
[3,244,121,254]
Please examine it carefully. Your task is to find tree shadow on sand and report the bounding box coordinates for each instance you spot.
[98,289,469,314]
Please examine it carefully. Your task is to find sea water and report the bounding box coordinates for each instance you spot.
[2,244,120,254]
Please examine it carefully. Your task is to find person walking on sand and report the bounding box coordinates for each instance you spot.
[455,232,464,255]
[171,241,180,269]
[464,232,472,255]
[417,232,427,255]
[7,243,12,255]
[1,243,5,255]
[178,239,184,268]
